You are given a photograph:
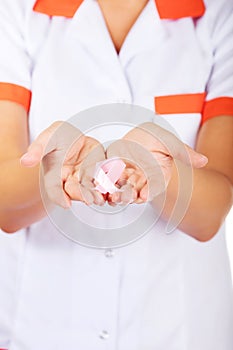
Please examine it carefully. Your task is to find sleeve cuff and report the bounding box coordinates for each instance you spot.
[202,97,233,124]
[154,93,206,114]
[0,82,31,113]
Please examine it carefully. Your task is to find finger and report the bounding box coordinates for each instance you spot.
[116,178,127,187]
[47,184,71,209]
[110,191,122,204]
[110,190,130,205]
[79,176,105,205]
[65,174,105,206]
[134,197,145,204]
[111,184,137,205]
[43,169,71,209]
[106,193,115,206]
[139,183,149,202]
[120,184,137,204]
[80,187,95,206]
[116,167,134,187]
[125,172,147,204]
[127,173,139,186]
[127,172,146,193]
[107,195,117,206]
[108,201,117,207]
[64,176,94,205]
[91,188,105,206]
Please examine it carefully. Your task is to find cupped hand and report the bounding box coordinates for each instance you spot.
[20,121,106,208]
[106,122,208,205]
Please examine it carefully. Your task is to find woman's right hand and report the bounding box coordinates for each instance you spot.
[20,121,106,208]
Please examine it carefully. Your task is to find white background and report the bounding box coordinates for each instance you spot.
[226,208,233,280]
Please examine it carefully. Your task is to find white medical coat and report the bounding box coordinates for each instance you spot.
[0,0,233,349]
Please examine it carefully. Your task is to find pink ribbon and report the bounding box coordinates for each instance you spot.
[94,158,126,194]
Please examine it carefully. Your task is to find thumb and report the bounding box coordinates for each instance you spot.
[20,142,44,167]
[20,121,63,167]
[184,144,208,168]
[139,123,208,169]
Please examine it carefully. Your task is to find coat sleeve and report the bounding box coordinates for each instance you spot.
[202,0,233,124]
[0,0,32,112]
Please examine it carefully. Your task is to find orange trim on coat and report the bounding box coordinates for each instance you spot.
[33,0,84,17]
[202,97,233,124]
[154,93,206,115]
[0,83,31,112]
[33,0,205,19]
[155,0,205,19]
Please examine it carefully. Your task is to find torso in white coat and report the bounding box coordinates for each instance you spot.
[0,0,233,349]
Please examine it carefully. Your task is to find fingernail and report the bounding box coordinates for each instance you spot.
[199,155,208,165]
[20,153,34,165]
[20,153,30,161]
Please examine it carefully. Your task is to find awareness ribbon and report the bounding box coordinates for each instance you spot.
[94,158,126,194]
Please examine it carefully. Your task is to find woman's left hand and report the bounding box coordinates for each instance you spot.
[106,122,208,205]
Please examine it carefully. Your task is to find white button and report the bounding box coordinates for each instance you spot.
[99,330,109,340]
[105,249,115,258]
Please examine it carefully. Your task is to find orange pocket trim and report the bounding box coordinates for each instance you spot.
[154,93,206,115]
[202,97,233,124]
[0,83,31,112]
[33,0,84,17]
[155,0,205,19]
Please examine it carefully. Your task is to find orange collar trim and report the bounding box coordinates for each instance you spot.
[33,0,84,18]
[33,0,206,19]
[155,0,205,19]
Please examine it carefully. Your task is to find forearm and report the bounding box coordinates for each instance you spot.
[0,201,46,233]
[0,158,47,232]
[152,160,233,241]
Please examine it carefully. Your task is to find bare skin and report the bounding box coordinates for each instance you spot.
[97,0,149,53]
[107,119,233,240]
[0,0,232,240]
[0,100,232,241]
